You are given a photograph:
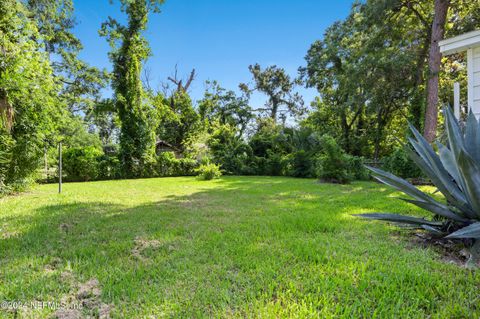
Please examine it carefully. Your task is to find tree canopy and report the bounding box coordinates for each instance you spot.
[1,0,479,193]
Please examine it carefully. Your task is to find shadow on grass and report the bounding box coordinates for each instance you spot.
[0,178,423,316]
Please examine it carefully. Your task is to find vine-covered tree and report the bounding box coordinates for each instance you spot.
[100,0,163,177]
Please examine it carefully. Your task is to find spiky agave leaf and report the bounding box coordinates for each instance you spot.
[421,225,446,236]
[358,106,480,255]
[400,198,468,223]
[405,143,475,219]
[443,107,480,219]
[444,106,465,159]
[447,222,480,239]
[354,213,443,227]
[365,166,468,222]
[464,111,480,163]
[366,165,442,205]
[456,150,480,216]
[407,124,470,214]
[436,142,463,190]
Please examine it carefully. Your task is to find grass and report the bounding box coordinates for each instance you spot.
[0,176,479,318]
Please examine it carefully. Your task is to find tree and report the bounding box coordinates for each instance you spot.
[154,91,200,153]
[303,0,480,158]
[0,0,62,192]
[240,64,305,123]
[198,81,253,137]
[25,0,108,114]
[86,99,119,147]
[207,123,252,175]
[424,0,450,142]
[302,6,417,158]
[100,0,163,177]
[360,0,479,142]
[167,67,196,93]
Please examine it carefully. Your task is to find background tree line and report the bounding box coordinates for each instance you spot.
[1,0,479,193]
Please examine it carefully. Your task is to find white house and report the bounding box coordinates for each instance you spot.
[439,29,480,118]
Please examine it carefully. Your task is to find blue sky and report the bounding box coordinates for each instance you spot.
[73,0,354,107]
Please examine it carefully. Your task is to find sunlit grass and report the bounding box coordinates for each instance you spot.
[0,176,478,318]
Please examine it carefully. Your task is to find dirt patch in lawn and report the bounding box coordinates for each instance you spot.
[131,236,162,260]
[53,278,112,319]
[409,232,470,267]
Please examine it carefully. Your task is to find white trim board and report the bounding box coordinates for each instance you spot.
[439,30,480,55]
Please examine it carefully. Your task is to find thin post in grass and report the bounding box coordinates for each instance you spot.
[58,142,62,194]
[454,82,460,119]
[44,144,48,180]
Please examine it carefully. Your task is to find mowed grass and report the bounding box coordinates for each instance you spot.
[0,176,479,318]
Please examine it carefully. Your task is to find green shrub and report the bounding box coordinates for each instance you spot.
[196,163,222,180]
[285,150,315,178]
[177,158,198,176]
[0,133,14,195]
[207,124,253,175]
[346,155,369,180]
[383,147,423,178]
[265,150,285,176]
[63,146,103,181]
[97,154,122,180]
[154,152,198,177]
[316,135,351,184]
[156,152,179,177]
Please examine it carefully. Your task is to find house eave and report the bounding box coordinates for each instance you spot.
[440,30,480,55]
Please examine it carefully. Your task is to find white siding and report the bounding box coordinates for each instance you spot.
[470,48,480,117]
[474,71,480,86]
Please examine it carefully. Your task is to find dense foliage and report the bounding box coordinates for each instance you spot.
[99,0,163,178]
[1,0,479,194]
[63,146,103,182]
[0,0,63,193]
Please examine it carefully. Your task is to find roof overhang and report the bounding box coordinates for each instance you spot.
[439,29,480,55]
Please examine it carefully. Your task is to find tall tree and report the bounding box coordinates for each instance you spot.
[303,6,417,158]
[424,0,450,142]
[240,64,304,123]
[0,0,62,192]
[25,0,108,114]
[154,91,200,154]
[198,81,253,137]
[100,0,163,177]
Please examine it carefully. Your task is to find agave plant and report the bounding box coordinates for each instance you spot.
[357,107,480,267]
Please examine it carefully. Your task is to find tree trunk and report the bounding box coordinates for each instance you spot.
[409,35,430,131]
[0,89,13,132]
[270,102,278,123]
[423,0,450,143]
[340,110,350,153]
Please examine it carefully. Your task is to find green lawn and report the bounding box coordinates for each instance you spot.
[0,176,479,318]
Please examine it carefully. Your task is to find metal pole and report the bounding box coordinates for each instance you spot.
[44,145,48,180]
[58,142,62,194]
